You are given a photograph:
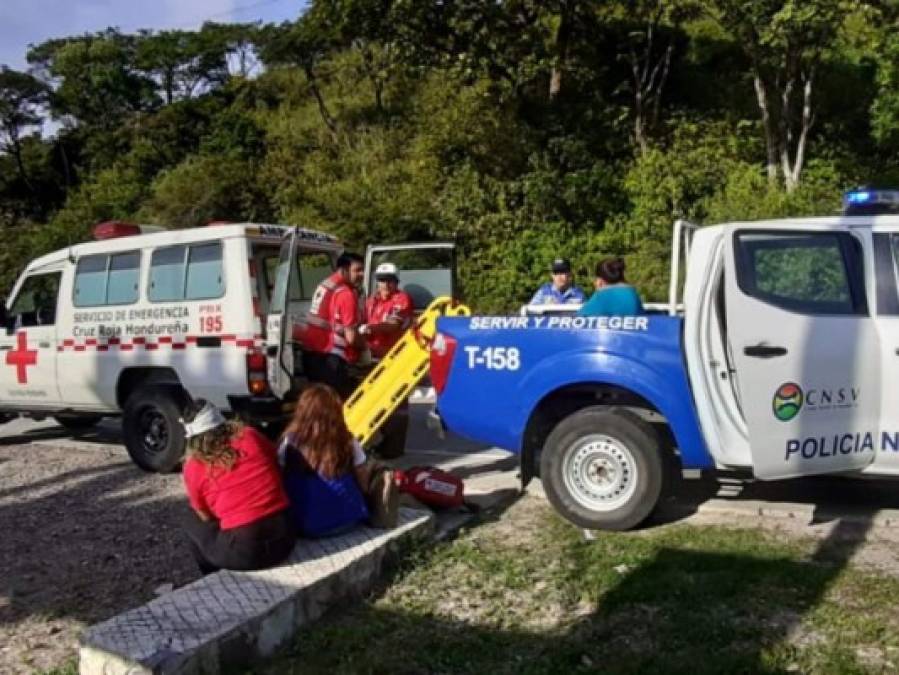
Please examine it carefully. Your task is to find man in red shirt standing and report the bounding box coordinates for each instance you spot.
[294,252,365,400]
[360,263,414,359]
[359,263,415,458]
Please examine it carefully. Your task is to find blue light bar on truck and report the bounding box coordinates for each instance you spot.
[842,188,899,215]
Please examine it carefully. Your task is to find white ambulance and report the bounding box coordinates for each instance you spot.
[0,221,456,471]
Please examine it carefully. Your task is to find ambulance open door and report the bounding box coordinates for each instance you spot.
[364,242,457,312]
[266,230,300,399]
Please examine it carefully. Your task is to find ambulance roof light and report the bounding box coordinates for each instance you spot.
[842,188,899,215]
[93,221,143,240]
[92,221,166,240]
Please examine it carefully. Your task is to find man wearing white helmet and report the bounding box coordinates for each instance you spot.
[359,262,415,458]
[360,263,414,359]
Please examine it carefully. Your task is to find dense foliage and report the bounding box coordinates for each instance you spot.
[1,1,897,311]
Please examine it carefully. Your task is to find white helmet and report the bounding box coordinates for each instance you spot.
[374,262,400,280]
[183,401,227,438]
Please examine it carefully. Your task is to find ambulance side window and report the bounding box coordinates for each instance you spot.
[149,243,224,302]
[185,243,224,300]
[149,246,186,302]
[74,252,140,306]
[8,272,61,328]
[74,256,108,306]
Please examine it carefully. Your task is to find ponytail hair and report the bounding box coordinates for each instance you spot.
[596,257,626,284]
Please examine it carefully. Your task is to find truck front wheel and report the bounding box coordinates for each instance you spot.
[541,407,663,531]
[122,387,188,473]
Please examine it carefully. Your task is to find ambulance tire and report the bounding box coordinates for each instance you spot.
[123,387,188,473]
[54,415,102,432]
[541,406,663,532]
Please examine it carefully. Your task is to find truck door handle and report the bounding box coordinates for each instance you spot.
[744,345,788,358]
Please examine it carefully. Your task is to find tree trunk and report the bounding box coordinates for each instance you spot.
[5,128,34,194]
[549,3,572,101]
[359,43,385,114]
[633,82,648,155]
[753,72,778,185]
[789,71,814,191]
[164,68,174,105]
[629,12,672,156]
[304,64,337,136]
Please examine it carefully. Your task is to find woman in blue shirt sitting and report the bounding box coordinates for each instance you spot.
[578,258,644,317]
[277,384,374,537]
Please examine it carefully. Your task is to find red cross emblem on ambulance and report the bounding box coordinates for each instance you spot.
[6,331,37,384]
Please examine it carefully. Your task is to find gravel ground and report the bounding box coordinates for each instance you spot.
[0,423,198,674]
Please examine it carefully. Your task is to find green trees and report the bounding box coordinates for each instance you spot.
[0,0,897,310]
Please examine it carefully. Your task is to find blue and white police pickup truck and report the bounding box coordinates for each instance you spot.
[430,189,899,530]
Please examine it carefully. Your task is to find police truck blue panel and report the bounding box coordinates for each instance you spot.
[434,314,713,469]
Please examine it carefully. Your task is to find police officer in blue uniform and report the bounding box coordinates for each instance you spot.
[529,258,586,305]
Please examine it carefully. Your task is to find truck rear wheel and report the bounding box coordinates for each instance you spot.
[122,387,187,473]
[540,406,663,531]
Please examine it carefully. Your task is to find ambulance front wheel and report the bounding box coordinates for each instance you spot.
[123,387,187,473]
[540,406,663,531]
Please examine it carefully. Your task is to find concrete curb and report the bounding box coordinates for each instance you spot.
[79,507,434,675]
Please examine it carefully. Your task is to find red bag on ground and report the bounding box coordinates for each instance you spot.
[395,466,465,509]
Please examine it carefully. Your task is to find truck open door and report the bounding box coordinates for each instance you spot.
[723,225,880,479]
[364,242,457,312]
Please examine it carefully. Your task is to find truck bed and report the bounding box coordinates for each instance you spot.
[434,314,710,468]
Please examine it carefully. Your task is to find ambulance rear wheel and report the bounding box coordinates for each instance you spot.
[55,415,102,432]
[541,406,663,531]
[123,388,187,473]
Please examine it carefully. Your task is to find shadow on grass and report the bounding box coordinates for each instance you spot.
[260,505,878,675]
[652,468,899,528]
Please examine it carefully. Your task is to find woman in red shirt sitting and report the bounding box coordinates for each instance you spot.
[181,400,295,574]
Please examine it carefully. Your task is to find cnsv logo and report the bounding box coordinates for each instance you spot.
[805,386,860,409]
[773,382,803,422]
[772,382,861,421]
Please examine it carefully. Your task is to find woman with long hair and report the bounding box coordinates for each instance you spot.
[278,383,395,537]
[577,257,644,317]
[181,400,295,574]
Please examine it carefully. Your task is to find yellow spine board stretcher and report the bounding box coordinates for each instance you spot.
[344,296,470,447]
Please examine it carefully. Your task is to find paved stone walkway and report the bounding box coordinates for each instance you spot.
[80,508,434,675]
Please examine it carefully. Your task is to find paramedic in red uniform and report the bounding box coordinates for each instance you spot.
[359,263,414,458]
[293,252,365,399]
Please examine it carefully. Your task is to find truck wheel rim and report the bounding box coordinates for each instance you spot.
[139,408,168,455]
[562,434,638,512]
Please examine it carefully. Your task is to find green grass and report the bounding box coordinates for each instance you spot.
[39,660,77,675]
[256,500,899,674]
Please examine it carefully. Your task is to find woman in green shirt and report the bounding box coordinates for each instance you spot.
[577,258,644,317]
